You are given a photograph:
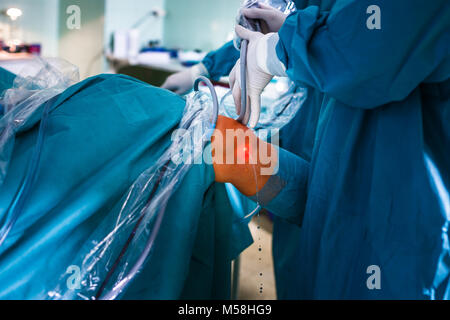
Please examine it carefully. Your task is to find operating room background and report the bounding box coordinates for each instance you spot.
[0,0,276,299]
[0,0,243,76]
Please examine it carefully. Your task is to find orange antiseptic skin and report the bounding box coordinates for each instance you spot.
[211,115,277,197]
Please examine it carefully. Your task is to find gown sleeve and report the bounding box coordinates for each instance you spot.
[276,0,450,109]
[202,41,240,81]
[251,146,310,226]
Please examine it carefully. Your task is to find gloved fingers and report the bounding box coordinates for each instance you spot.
[229,61,243,116]
[248,92,261,128]
[162,79,184,95]
[235,25,259,41]
[241,7,272,34]
[161,74,186,95]
[242,4,274,21]
[161,76,174,90]
[232,80,242,117]
[229,60,239,89]
[162,83,180,94]
[161,83,174,91]
[173,86,185,95]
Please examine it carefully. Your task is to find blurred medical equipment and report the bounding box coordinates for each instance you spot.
[0,7,40,56]
[112,9,166,61]
[90,7,165,77]
[0,7,23,49]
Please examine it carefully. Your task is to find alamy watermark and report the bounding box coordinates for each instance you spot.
[66,265,81,290]
[366,5,381,30]
[366,265,381,290]
[66,5,81,30]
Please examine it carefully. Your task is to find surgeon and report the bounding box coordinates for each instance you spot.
[214,0,450,299]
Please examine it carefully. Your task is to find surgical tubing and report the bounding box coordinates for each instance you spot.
[97,77,220,300]
[193,76,219,133]
[0,95,58,247]
[217,41,249,126]
[238,40,249,126]
[96,161,171,300]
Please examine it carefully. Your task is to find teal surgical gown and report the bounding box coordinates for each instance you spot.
[256,0,450,299]
[0,71,251,299]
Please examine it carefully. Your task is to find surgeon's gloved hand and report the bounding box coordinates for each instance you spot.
[161,63,209,95]
[212,115,278,197]
[242,2,288,34]
[230,25,286,128]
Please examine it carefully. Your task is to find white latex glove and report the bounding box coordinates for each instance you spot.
[229,25,274,128]
[161,63,208,95]
[242,2,288,34]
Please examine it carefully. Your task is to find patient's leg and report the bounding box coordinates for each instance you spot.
[212,115,277,196]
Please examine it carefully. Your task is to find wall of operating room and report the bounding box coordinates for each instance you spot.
[163,0,242,51]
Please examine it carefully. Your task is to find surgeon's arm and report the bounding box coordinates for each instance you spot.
[212,116,310,225]
[202,41,240,80]
[273,0,449,109]
[249,146,310,225]
[162,41,240,94]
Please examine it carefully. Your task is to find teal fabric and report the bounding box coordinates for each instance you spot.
[0,71,249,299]
[275,87,329,299]
[263,0,450,299]
[273,1,335,299]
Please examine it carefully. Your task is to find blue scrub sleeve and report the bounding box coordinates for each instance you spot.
[202,41,240,80]
[251,147,310,225]
[276,0,450,109]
